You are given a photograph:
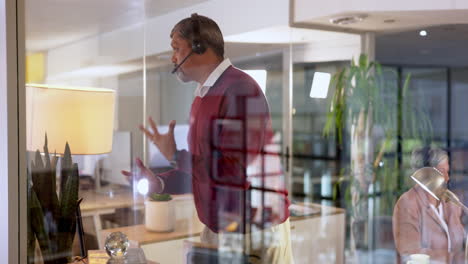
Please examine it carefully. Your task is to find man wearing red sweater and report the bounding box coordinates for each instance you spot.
[129,14,292,263]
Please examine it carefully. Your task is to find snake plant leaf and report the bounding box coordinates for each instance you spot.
[28,136,81,263]
[29,188,52,259]
[44,134,51,170]
[51,151,59,170]
[34,150,44,170]
[31,173,60,260]
[33,137,60,220]
[27,175,39,263]
[57,162,79,255]
[62,142,72,170]
[60,142,73,200]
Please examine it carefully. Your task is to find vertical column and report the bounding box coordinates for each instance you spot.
[282,44,293,199]
[361,31,376,263]
[0,0,25,263]
[142,18,147,165]
[446,68,452,160]
[361,32,376,61]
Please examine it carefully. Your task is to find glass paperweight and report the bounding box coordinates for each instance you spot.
[104,231,130,258]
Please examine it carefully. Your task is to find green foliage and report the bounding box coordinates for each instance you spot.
[27,135,79,264]
[323,54,432,144]
[324,54,433,215]
[149,193,172,202]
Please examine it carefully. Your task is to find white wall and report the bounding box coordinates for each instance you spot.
[292,35,360,63]
[117,71,145,161]
[156,70,196,125]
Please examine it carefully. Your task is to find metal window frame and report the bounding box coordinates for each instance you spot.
[0,0,26,263]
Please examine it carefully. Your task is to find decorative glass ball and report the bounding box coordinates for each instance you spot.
[104,231,130,258]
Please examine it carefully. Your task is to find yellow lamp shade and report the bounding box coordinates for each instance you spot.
[26,84,116,155]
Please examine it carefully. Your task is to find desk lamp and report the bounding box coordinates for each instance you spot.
[26,84,116,259]
[27,84,116,155]
[27,83,116,188]
[411,167,468,213]
[411,167,468,264]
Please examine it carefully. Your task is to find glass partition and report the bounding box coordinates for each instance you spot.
[22,1,468,263]
[25,0,147,262]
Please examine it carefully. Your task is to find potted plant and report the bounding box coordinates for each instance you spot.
[28,135,80,264]
[323,54,432,257]
[145,193,175,232]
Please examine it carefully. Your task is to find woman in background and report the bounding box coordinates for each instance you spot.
[393,147,466,264]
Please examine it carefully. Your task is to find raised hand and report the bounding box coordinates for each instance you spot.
[121,158,163,193]
[140,117,177,161]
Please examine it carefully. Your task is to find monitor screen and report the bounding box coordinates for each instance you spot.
[73,130,132,186]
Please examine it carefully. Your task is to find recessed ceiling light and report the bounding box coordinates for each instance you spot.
[419,30,428,37]
[329,14,367,25]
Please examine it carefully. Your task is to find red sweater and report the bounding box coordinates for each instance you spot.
[159,66,290,233]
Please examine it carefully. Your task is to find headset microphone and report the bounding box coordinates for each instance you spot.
[171,51,194,74]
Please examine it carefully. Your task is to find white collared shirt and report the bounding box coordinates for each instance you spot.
[194,58,232,98]
[430,203,451,251]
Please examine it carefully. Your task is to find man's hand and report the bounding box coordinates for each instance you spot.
[121,158,163,193]
[140,117,177,161]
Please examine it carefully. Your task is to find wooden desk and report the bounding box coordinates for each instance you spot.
[289,203,345,264]
[80,187,144,213]
[100,203,345,264]
[80,188,198,248]
[68,250,159,264]
[79,187,145,247]
[100,218,204,247]
[100,195,202,264]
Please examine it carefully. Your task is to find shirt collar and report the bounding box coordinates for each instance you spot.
[195,58,232,98]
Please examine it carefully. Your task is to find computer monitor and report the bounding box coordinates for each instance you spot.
[103,130,132,186]
[73,131,132,187]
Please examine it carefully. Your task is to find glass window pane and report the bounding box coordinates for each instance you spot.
[25,1,147,262]
[402,67,448,145]
[20,1,468,264]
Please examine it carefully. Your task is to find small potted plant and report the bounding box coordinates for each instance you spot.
[145,193,175,232]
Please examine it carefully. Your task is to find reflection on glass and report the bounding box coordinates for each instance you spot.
[393,147,465,263]
[21,0,468,263]
[133,14,293,263]
[25,0,146,262]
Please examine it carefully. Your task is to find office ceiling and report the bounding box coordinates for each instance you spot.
[376,24,468,67]
[25,0,207,52]
[26,0,468,78]
[293,10,468,33]
[292,7,468,67]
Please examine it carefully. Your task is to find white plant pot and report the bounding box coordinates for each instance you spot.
[145,199,175,232]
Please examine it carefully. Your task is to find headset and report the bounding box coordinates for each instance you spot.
[171,13,206,74]
[190,13,207,55]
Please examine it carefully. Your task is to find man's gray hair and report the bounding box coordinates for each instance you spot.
[410,147,448,170]
[170,15,224,59]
